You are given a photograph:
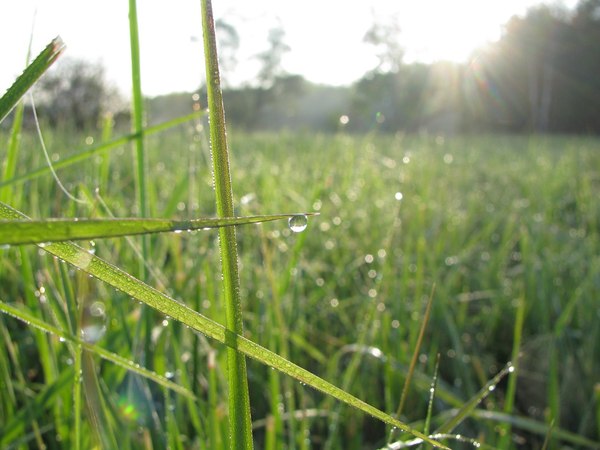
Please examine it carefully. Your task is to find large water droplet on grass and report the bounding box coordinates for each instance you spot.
[288,215,308,233]
[81,301,107,343]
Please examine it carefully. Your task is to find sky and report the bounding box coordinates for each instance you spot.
[1,0,578,98]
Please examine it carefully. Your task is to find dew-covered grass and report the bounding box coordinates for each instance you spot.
[1,125,599,448]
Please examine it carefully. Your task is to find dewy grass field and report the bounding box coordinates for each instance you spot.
[1,2,600,449]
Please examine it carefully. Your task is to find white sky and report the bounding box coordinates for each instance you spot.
[1,0,578,97]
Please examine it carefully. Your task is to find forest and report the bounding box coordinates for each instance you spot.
[4,1,599,136]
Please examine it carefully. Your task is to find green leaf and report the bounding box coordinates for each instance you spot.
[0,37,64,123]
[0,202,448,449]
[0,213,311,245]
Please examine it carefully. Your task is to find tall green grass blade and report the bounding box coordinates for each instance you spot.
[201,0,253,448]
[540,419,555,450]
[0,300,195,400]
[0,366,73,448]
[0,202,448,449]
[471,410,599,449]
[1,92,25,203]
[499,296,526,448]
[127,0,149,263]
[0,213,312,245]
[435,362,514,435]
[127,1,155,392]
[73,342,83,450]
[396,285,435,419]
[208,350,224,449]
[0,112,204,189]
[424,354,441,437]
[81,352,120,450]
[0,37,64,123]
[98,113,115,188]
[0,315,47,448]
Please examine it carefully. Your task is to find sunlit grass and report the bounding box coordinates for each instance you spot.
[1,8,600,449]
[2,120,600,447]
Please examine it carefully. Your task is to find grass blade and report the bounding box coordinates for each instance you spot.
[435,362,514,435]
[396,284,435,418]
[0,366,73,447]
[499,296,526,448]
[0,37,64,123]
[471,410,599,449]
[0,213,314,245]
[128,0,149,275]
[0,202,448,449]
[0,111,204,189]
[0,300,195,400]
[201,0,253,447]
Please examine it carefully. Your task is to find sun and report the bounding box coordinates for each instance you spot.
[398,2,513,63]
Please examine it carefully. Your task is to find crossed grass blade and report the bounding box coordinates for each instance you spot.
[0,112,204,189]
[0,201,448,449]
[0,300,194,400]
[0,212,314,245]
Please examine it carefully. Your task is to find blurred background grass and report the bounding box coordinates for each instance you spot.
[1,125,598,448]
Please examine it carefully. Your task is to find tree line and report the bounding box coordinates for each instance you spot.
[10,0,600,135]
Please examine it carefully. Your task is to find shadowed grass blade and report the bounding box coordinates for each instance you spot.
[435,362,514,435]
[0,212,314,245]
[0,203,448,449]
[0,366,73,447]
[0,300,195,400]
[0,37,64,123]
[472,410,599,449]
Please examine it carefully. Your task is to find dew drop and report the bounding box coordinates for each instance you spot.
[288,215,308,233]
[81,301,107,343]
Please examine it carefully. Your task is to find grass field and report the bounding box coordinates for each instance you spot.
[1,124,599,448]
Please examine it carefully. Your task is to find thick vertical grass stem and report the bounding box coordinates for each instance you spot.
[128,0,149,273]
[200,0,253,448]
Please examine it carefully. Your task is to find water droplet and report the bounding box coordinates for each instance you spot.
[81,301,107,343]
[288,215,308,233]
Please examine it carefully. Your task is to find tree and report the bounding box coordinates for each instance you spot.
[215,18,240,86]
[363,14,404,73]
[463,1,600,134]
[34,58,122,130]
[255,26,290,88]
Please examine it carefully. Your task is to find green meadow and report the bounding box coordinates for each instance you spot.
[1,2,600,448]
[1,125,599,448]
